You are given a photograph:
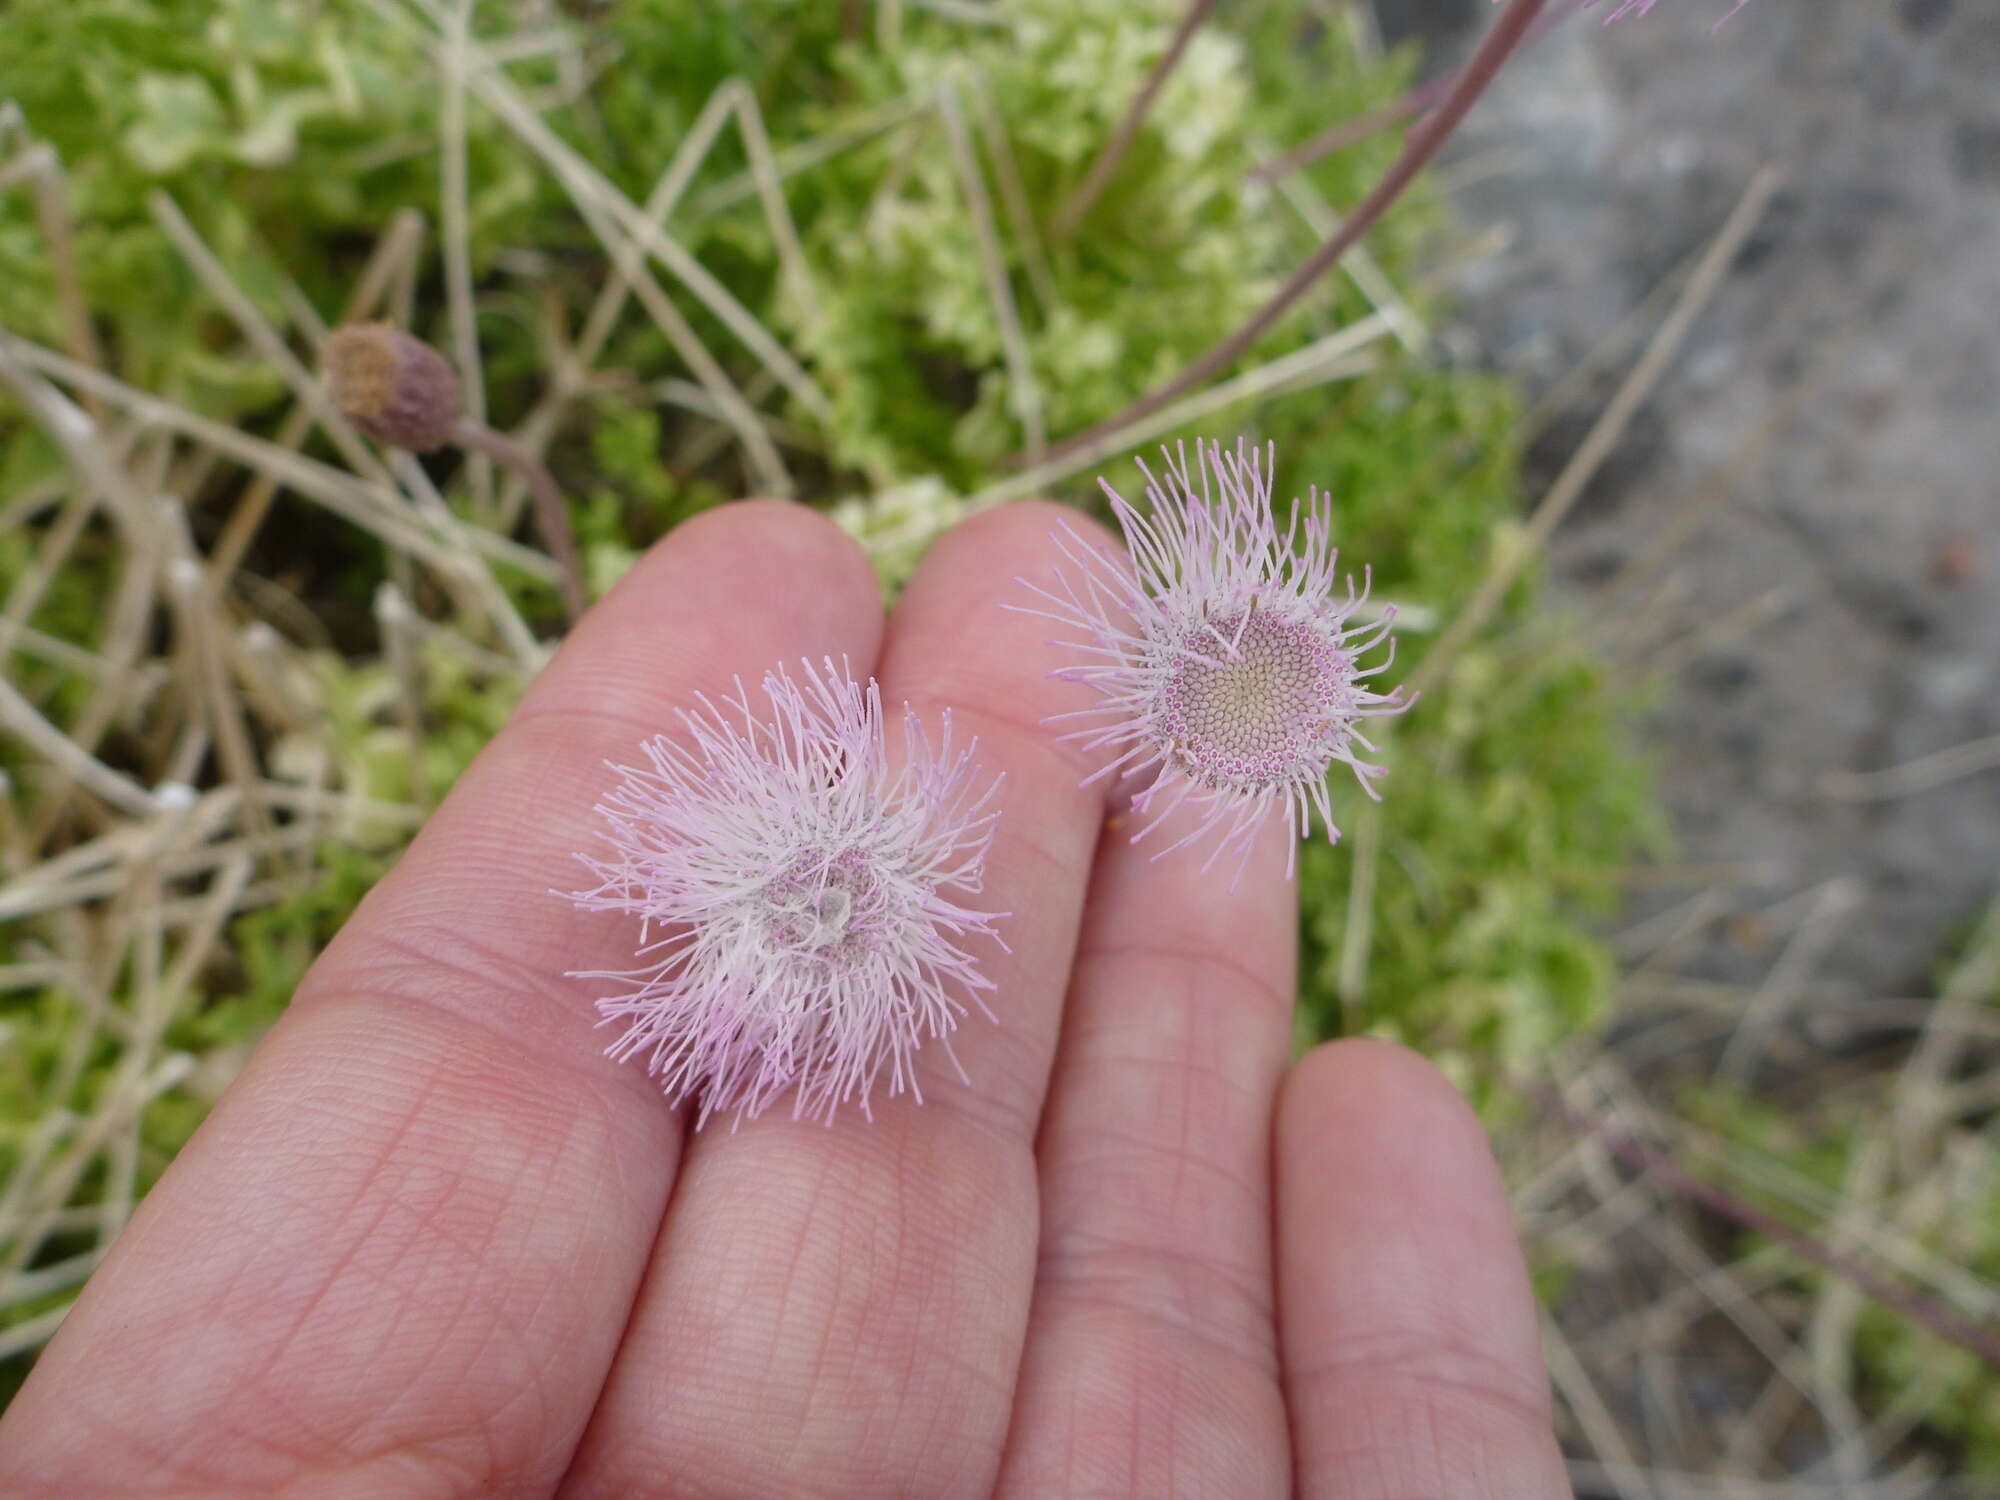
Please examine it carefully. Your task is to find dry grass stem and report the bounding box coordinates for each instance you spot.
[918,313,1391,545]
[453,419,586,620]
[503,78,795,502]
[939,78,1045,457]
[1268,162,1427,353]
[400,0,833,422]
[969,72,1059,314]
[441,0,494,514]
[1716,878,1863,1082]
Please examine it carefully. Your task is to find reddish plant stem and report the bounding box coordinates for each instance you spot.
[1029,0,1551,466]
[1049,0,1219,242]
[1532,1081,2000,1370]
[454,419,586,624]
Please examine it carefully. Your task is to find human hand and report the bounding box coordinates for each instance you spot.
[0,501,1569,1498]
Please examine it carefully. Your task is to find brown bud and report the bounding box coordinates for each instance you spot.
[323,322,463,452]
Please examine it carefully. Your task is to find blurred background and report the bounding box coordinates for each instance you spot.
[0,0,1994,1490]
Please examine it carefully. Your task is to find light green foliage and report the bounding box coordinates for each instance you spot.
[206,846,391,1037]
[1301,638,1659,1082]
[582,0,1422,486]
[794,3,1285,479]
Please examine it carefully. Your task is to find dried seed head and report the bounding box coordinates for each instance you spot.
[323,322,462,452]
[1012,437,1412,882]
[566,658,1008,1127]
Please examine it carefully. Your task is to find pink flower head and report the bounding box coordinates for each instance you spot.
[567,658,1006,1127]
[1012,438,1411,882]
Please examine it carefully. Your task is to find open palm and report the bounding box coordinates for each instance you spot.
[0,501,1568,1499]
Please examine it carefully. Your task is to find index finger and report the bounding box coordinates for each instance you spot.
[0,502,884,1497]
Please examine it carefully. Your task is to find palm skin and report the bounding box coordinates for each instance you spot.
[0,501,1570,1499]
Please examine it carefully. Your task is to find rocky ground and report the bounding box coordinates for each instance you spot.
[1382,0,1999,995]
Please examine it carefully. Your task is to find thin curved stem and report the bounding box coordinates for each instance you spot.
[454,419,586,623]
